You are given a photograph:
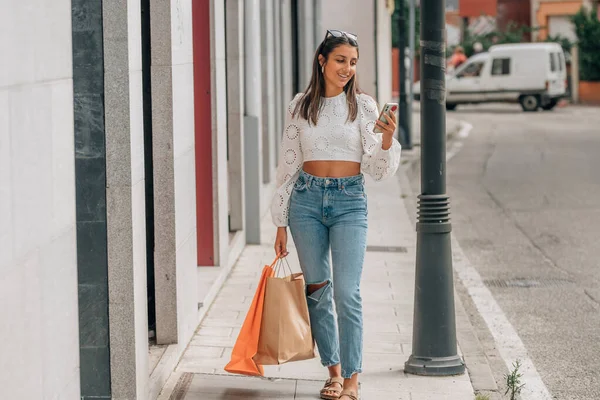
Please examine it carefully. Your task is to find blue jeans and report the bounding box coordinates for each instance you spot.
[288,170,368,379]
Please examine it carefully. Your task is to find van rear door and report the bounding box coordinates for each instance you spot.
[547,51,566,96]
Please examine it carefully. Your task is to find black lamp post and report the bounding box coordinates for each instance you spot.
[404,0,465,376]
[397,0,412,149]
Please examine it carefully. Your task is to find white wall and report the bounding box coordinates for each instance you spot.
[211,0,230,268]
[530,0,538,40]
[280,0,295,106]
[548,15,578,42]
[297,1,317,90]
[261,0,276,184]
[0,1,80,399]
[319,0,385,100]
[171,0,200,348]
[225,0,246,233]
[127,5,147,279]
[128,0,150,393]
[376,0,393,104]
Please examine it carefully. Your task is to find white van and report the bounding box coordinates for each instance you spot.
[414,43,568,111]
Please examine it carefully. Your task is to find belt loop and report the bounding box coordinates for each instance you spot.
[307,174,312,188]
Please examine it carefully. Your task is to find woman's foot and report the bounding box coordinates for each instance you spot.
[320,377,343,399]
[339,389,358,400]
[340,374,359,399]
[320,364,343,399]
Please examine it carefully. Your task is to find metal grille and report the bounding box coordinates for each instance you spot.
[366,245,408,253]
[169,372,193,400]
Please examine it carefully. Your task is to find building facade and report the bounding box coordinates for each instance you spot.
[497,0,532,34]
[531,0,597,41]
[1,1,80,398]
[1,1,393,399]
[460,0,532,39]
[459,0,499,18]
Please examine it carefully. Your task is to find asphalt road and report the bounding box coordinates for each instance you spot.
[407,103,600,400]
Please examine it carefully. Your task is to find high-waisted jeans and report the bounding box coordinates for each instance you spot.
[288,170,368,379]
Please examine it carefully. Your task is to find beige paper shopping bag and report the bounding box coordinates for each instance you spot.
[253,269,316,365]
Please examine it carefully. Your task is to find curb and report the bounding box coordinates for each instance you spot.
[401,117,466,180]
[397,125,505,399]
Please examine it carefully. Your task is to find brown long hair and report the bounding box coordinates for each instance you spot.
[293,35,361,126]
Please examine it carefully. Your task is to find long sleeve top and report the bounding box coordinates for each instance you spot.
[270,91,402,227]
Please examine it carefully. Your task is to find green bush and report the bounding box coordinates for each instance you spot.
[451,23,573,58]
[544,34,573,54]
[572,8,600,81]
[452,22,532,57]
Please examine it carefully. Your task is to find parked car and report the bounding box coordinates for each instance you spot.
[413,42,568,111]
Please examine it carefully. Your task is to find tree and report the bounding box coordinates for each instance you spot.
[544,34,573,55]
[391,0,420,52]
[572,8,600,81]
[454,22,532,57]
[453,22,574,58]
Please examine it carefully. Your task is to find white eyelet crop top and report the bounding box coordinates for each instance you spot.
[271,91,402,227]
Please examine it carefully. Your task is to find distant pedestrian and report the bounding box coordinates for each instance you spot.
[271,29,401,400]
[448,46,467,69]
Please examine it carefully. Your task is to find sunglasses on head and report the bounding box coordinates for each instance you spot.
[325,29,358,43]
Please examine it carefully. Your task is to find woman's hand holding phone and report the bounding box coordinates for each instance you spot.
[374,103,398,150]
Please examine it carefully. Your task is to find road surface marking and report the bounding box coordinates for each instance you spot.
[452,237,553,400]
[447,122,472,161]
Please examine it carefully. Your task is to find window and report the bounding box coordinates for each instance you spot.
[550,53,557,72]
[457,62,485,78]
[491,58,510,76]
[558,53,565,71]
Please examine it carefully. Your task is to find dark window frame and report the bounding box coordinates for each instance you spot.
[550,53,557,72]
[557,52,564,71]
[491,57,511,76]
[456,61,485,78]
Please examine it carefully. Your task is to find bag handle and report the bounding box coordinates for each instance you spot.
[269,255,281,268]
[273,257,293,277]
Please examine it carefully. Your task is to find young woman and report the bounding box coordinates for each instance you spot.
[271,30,401,400]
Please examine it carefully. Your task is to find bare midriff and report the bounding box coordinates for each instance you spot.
[302,160,361,178]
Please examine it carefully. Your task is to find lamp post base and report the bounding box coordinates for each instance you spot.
[404,354,465,376]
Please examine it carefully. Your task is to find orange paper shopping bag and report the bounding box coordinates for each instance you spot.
[224,257,277,376]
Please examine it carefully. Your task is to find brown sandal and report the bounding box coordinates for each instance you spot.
[339,389,359,400]
[320,377,344,399]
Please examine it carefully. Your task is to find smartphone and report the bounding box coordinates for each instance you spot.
[373,102,398,133]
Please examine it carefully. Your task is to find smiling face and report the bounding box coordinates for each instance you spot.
[319,44,358,91]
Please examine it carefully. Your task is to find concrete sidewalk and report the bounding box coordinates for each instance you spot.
[157,171,475,399]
